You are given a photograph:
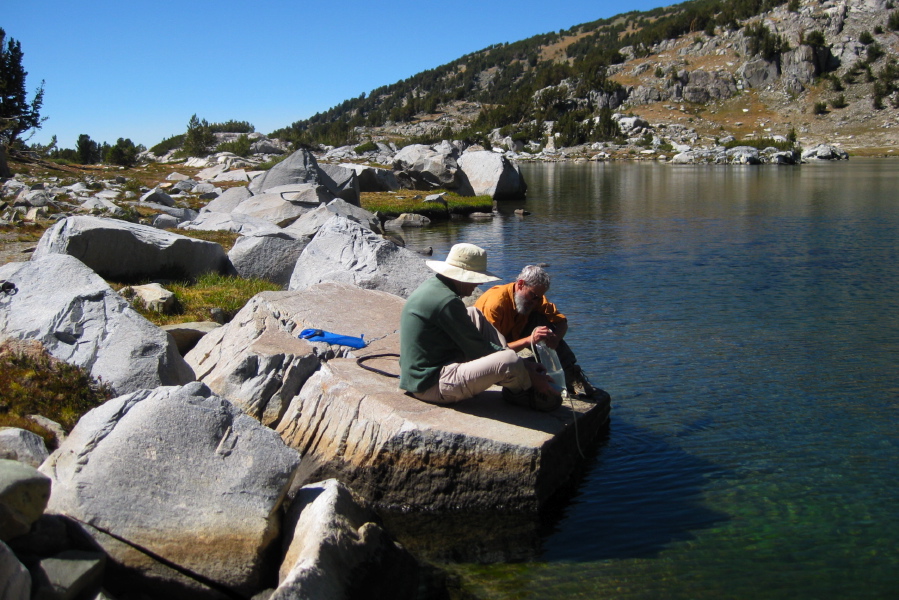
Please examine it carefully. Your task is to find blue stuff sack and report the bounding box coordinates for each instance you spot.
[298,328,367,349]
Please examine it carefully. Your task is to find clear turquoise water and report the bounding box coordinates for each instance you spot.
[400,159,899,599]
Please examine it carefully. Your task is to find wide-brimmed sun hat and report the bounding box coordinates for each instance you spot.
[426,243,501,284]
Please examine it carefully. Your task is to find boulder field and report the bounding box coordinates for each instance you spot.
[0,149,611,598]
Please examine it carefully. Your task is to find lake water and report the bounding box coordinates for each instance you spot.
[398,159,899,599]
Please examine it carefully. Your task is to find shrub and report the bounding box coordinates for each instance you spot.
[208,120,254,134]
[179,114,216,158]
[829,74,844,91]
[812,101,828,114]
[803,30,826,47]
[354,141,378,154]
[787,0,800,11]
[859,31,875,45]
[105,138,140,167]
[150,134,185,156]
[0,340,114,448]
[867,43,885,63]
[215,134,251,157]
[831,94,847,109]
[889,10,899,30]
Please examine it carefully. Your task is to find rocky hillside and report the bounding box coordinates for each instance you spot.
[281,0,899,156]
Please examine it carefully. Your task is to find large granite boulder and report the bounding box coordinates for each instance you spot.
[802,144,849,160]
[287,216,431,299]
[31,216,230,281]
[0,459,51,542]
[273,479,421,600]
[392,144,461,190]
[0,255,194,395]
[39,382,301,599]
[318,164,361,206]
[231,186,328,227]
[200,186,252,213]
[457,150,528,199]
[248,148,321,195]
[228,231,310,287]
[185,283,399,428]
[179,211,282,235]
[187,281,610,513]
[339,164,400,192]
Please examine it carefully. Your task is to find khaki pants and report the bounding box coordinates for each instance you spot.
[413,308,531,404]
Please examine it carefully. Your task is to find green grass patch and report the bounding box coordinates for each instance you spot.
[170,229,241,252]
[0,341,115,449]
[113,272,282,326]
[361,190,493,219]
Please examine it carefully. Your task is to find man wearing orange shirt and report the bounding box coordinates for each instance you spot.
[474,265,598,398]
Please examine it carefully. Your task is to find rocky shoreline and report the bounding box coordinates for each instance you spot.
[0,147,611,600]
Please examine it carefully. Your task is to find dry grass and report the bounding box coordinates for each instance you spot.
[361,190,493,219]
[0,339,114,449]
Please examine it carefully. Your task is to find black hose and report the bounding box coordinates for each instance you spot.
[356,353,401,378]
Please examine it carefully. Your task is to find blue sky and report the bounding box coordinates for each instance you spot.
[6,0,672,150]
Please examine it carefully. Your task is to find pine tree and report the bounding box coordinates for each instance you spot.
[0,28,45,149]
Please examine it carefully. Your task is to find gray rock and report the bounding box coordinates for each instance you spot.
[249,148,321,195]
[79,198,125,216]
[151,214,181,229]
[737,58,779,89]
[193,183,220,195]
[273,479,420,600]
[0,540,31,600]
[123,282,179,314]
[318,164,360,206]
[228,233,310,286]
[212,169,249,183]
[139,188,175,207]
[161,321,221,356]
[31,550,105,600]
[280,205,336,241]
[0,254,194,395]
[180,211,281,235]
[31,216,230,281]
[384,213,431,229]
[39,382,301,597]
[0,429,49,468]
[802,144,849,160]
[393,144,461,190]
[726,146,761,164]
[232,187,329,227]
[200,186,252,214]
[0,459,51,542]
[457,150,527,199]
[275,320,611,513]
[186,283,400,428]
[324,198,381,232]
[338,164,400,192]
[287,216,432,299]
[166,172,189,181]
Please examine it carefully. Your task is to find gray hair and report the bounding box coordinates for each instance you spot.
[517,265,551,290]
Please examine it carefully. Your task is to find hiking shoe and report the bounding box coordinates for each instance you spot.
[502,387,562,412]
[566,365,599,399]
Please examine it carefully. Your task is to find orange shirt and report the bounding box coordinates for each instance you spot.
[474,282,566,341]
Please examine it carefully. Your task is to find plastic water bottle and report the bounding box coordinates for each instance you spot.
[535,341,565,393]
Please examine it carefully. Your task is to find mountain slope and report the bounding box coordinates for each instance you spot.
[273,0,899,155]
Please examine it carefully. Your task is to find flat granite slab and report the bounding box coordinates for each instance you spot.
[187,282,610,514]
[279,357,609,512]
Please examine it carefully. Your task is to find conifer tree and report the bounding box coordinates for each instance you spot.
[0,28,45,149]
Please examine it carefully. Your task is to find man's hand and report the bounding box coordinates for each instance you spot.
[531,326,559,349]
[524,361,561,397]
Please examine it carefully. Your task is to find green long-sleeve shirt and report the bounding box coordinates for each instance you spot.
[399,275,502,393]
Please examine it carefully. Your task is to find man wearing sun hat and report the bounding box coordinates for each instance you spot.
[399,242,560,410]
